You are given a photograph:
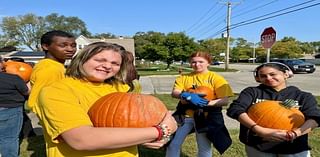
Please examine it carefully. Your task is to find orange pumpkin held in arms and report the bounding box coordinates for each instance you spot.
[88,92,168,128]
[186,85,214,101]
[247,100,305,130]
[4,60,33,82]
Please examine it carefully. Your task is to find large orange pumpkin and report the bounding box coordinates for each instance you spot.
[247,100,305,130]
[186,85,214,101]
[88,92,168,128]
[4,60,33,82]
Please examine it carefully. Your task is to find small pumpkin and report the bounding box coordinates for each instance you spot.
[88,92,168,128]
[186,85,214,101]
[4,60,33,82]
[247,100,305,130]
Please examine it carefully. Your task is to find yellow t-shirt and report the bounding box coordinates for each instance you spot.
[174,71,234,100]
[38,77,134,157]
[28,59,66,116]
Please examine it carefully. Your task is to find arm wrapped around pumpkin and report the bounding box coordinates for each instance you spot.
[247,99,305,142]
[88,92,177,146]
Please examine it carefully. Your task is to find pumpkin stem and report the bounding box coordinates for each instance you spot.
[281,99,300,109]
[192,84,198,89]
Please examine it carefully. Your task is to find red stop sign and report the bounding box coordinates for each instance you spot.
[261,27,276,48]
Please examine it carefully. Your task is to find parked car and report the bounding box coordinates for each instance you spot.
[211,61,224,65]
[270,59,316,74]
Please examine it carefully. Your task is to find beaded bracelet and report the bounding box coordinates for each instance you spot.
[153,125,163,141]
[153,124,172,142]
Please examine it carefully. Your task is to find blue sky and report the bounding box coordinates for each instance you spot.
[0,0,319,43]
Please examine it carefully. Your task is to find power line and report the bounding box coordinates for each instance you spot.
[206,1,320,39]
[187,5,224,35]
[232,0,278,19]
[231,0,317,28]
[185,2,219,33]
[193,0,241,39]
[231,2,320,30]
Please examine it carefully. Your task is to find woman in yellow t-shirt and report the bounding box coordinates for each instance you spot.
[166,51,234,157]
[38,42,177,157]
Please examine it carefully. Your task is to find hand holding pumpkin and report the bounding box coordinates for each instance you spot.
[141,140,167,149]
[159,111,178,134]
[180,92,208,107]
[252,125,288,142]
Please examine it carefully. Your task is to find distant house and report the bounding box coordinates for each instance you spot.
[0,46,17,52]
[1,35,135,64]
[2,51,45,63]
[76,35,135,56]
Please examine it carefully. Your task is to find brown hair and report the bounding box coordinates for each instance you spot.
[124,51,139,83]
[66,42,128,82]
[189,51,212,63]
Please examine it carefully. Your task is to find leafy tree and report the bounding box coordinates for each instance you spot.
[231,38,253,62]
[133,31,167,60]
[310,41,320,53]
[1,13,45,50]
[0,34,19,49]
[90,33,117,39]
[163,32,198,68]
[199,38,226,61]
[271,37,303,58]
[0,13,90,50]
[44,13,91,37]
[298,42,314,54]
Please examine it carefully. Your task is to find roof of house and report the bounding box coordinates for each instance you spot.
[76,35,135,53]
[10,51,45,57]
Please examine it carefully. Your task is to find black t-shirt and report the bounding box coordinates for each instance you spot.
[0,72,29,108]
[227,84,320,154]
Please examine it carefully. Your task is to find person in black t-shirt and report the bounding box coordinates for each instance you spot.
[0,57,30,157]
[227,62,320,157]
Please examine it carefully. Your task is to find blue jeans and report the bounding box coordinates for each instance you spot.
[166,118,212,157]
[0,107,23,157]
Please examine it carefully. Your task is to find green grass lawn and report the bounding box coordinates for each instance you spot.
[20,94,320,156]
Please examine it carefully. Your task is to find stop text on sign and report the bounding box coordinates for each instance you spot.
[261,33,276,44]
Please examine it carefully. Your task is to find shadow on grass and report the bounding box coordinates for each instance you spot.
[138,146,191,157]
[20,135,46,157]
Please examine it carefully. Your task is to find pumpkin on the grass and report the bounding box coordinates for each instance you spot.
[4,60,33,82]
[247,100,305,130]
[88,92,168,128]
[186,85,214,101]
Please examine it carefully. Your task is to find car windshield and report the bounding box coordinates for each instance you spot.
[287,60,304,64]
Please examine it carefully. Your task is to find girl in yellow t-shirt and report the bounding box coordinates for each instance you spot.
[166,51,234,157]
[38,42,177,157]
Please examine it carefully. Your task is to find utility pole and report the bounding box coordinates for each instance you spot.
[225,2,231,70]
[221,1,241,70]
[252,42,256,63]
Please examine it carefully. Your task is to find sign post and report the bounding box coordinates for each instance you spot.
[261,27,276,62]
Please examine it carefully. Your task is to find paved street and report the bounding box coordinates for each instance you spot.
[141,64,320,96]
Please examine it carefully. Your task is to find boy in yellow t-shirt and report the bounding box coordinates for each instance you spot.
[28,30,76,116]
